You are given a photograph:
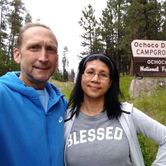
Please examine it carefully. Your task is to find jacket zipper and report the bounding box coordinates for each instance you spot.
[45,112,52,166]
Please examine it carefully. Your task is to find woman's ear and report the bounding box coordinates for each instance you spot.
[14,48,21,64]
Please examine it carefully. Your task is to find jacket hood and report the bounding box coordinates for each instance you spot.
[0,72,63,103]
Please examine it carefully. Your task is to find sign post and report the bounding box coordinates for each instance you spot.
[131,40,166,77]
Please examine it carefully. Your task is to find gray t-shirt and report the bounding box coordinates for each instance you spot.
[66,111,132,166]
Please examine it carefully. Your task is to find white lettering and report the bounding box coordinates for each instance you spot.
[88,129,96,142]
[73,132,79,145]
[114,127,123,140]
[68,134,73,147]
[161,66,166,72]
[106,127,113,139]
[97,128,104,140]
[68,127,124,147]
[80,130,87,143]
[140,66,159,72]
[147,60,166,65]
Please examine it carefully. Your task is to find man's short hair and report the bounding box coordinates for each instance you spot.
[16,22,58,49]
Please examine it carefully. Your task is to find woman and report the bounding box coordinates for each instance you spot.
[64,53,166,166]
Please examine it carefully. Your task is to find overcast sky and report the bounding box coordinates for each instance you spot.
[22,0,107,73]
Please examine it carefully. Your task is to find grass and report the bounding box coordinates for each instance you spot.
[120,76,166,165]
[49,78,75,88]
[119,75,134,102]
[50,76,166,165]
[49,78,74,101]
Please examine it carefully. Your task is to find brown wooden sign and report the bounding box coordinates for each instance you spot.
[131,40,166,77]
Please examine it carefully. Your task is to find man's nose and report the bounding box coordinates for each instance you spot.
[38,49,48,62]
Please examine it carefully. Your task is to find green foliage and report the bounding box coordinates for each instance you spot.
[8,0,25,58]
[133,87,166,126]
[52,70,65,82]
[119,75,134,101]
[0,0,32,74]
[78,4,98,57]
[0,55,20,76]
[25,13,32,23]
[63,68,68,81]
[0,50,8,76]
[61,88,73,102]
[68,69,75,82]
[62,46,69,81]
[138,134,156,166]
[9,58,20,71]
[48,78,74,102]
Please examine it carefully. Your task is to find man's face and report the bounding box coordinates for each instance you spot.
[14,26,58,89]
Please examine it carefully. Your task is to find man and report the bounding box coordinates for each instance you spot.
[0,23,68,166]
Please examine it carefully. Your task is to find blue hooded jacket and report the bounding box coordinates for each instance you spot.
[0,72,68,166]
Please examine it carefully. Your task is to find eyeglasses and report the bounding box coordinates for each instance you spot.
[84,71,109,80]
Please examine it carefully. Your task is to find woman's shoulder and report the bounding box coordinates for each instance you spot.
[120,102,133,114]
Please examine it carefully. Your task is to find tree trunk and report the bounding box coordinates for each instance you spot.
[130,56,134,76]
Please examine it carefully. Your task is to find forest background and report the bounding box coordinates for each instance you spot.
[1,0,166,81]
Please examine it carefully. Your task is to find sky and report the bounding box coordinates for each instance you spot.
[22,0,107,73]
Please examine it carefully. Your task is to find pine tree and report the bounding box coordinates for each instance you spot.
[8,0,25,59]
[68,69,75,82]
[159,0,166,40]
[78,4,98,57]
[7,0,27,72]
[25,12,32,24]
[99,3,115,61]
[0,0,10,75]
[62,46,69,81]
[99,0,126,72]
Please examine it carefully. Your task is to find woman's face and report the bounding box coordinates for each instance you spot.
[81,60,112,101]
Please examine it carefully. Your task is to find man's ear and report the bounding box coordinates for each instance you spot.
[14,48,21,64]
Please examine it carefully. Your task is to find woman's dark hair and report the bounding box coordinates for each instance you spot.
[66,53,123,121]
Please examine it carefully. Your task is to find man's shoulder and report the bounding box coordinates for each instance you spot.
[0,72,18,82]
